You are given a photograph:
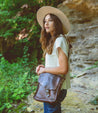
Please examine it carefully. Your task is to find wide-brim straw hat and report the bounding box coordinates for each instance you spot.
[37,6,70,34]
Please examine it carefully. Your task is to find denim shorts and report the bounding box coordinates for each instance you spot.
[43,89,67,113]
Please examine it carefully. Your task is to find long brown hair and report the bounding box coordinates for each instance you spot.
[40,13,65,57]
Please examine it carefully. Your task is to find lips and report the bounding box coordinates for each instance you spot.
[45,27,49,29]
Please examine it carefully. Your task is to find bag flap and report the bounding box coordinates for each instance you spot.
[38,73,61,90]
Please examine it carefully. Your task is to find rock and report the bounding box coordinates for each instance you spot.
[63,0,98,16]
[27,93,43,113]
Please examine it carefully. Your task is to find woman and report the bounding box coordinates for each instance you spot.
[36,6,71,113]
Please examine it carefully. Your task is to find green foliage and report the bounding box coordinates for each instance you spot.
[89,95,98,105]
[84,61,98,71]
[0,0,38,39]
[11,102,27,113]
[0,0,65,39]
[0,57,38,112]
[0,13,33,38]
[0,0,65,62]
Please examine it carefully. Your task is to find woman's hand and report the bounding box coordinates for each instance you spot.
[37,67,45,75]
[36,64,45,75]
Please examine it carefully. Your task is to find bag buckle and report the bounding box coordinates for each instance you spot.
[45,89,50,97]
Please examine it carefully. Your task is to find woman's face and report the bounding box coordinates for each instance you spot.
[44,14,55,34]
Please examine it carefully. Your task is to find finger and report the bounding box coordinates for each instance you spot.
[37,71,40,75]
[36,67,38,73]
[39,65,45,68]
[37,66,40,73]
[36,66,39,73]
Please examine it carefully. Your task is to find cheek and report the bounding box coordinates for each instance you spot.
[52,25,55,31]
[50,23,55,30]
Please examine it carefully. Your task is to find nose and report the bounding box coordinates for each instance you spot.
[45,21,49,25]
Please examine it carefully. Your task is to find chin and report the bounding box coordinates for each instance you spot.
[46,30,50,33]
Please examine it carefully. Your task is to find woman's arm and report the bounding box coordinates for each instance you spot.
[38,47,68,75]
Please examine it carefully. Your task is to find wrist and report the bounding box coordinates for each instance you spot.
[44,68,46,73]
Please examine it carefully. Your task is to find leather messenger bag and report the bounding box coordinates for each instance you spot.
[33,73,65,103]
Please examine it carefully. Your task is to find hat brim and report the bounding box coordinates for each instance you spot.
[37,6,70,34]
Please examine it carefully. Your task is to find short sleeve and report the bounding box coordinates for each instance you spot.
[55,37,68,57]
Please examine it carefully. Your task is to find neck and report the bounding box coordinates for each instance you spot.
[50,31,54,37]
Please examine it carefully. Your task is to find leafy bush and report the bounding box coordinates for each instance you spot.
[0,57,38,112]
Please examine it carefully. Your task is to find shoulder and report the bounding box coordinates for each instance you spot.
[55,34,67,43]
[54,34,69,57]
